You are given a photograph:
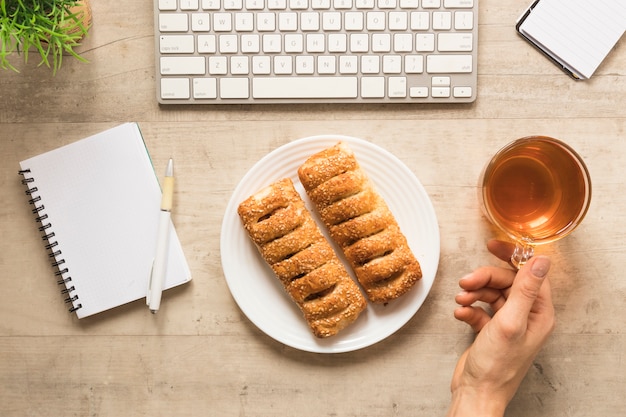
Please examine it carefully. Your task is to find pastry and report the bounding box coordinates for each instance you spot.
[298,142,422,303]
[237,178,366,338]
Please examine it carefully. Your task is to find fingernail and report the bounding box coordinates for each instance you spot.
[459,273,472,283]
[531,256,551,278]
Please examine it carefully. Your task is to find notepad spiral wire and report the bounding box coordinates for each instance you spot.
[19,169,83,314]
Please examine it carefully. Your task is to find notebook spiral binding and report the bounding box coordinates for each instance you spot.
[19,169,83,314]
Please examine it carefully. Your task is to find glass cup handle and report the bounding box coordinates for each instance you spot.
[511,241,534,269]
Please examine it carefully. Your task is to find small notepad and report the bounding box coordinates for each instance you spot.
[19,123,191,318]
[517,0,626,80]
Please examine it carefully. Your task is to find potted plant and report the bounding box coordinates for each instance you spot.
[0,0,92,74]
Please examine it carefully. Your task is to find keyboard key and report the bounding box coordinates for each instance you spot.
[367,12,386,30]
[279,12,298,31]
[411,11,429,30]
[161,57,206,75]
[422,0,440,8]
[202,0,221,9]
[159,14,189,32]
[444,0,473,8]
[431,76,450,86]
[328,34,347,52]
[241,34,260,52]
[246,0,265,9]
[416,34,435,51]
[252,56,271,74]
[388,76,407,97]
[372,34,391,52]
[318,56,336,73]
[159,0,177,11]
[350,33,369,52]
[274,56,293,74]
[301,12,320,31]
[361,55,379,73]
[208,56,228,74]
[253,77,358,98]
[399,0,418,8]
[432,12,452,30]
[181,0,200,10]
[219,34,238,53]
[378,0,397,9]
[290,0,308,9]
[220,78,250,98]
[355,0,374,8]
[361,76,385,98]
[285,34,304,52]
[296,56,315,74]
[198,34,217,53]
[383,55,402,73]
[257,12,277,31]
[405,55,424,73]
[224,0,243,9]
[454,11,474,30]
[432,87,450,97]
[389,12,408,30]
[306,34,326,52]
[192,13,211,31]
[213,13,233,31]
[312,0,331,8]
[394,33,413,52]
[231,56,250,74]
[426,54,472,73]
[334,0,353,9]
[339,55,358,73]
[323,12,342,31]
[264,34,282,52]
[193,78,218,98]
[345,12,364,30]
[160,35,195,54]
[235,13,254,31]
[161,78,191,99]
[453,86,472,97]
[268,0,287,9]
[409,86,428,97]
[437,33,473,52]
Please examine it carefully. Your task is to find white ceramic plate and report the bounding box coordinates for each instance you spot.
[220,135,440,353]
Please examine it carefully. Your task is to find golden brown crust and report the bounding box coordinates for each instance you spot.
[237,178,366,338]
[298,142,422,303]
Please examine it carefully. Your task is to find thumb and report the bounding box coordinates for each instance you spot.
[503,256,551,324]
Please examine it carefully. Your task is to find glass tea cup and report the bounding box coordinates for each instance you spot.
[479,136,592,268]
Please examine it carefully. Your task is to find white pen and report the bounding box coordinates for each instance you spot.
[147,158,174,314]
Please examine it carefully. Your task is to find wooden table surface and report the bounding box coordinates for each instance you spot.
[1,1,625,416]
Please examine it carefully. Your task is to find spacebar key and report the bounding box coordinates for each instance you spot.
[253,77,358,99]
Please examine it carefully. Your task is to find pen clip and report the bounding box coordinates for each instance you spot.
[147,258,155,305]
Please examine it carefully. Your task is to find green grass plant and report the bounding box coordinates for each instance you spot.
[1,0,90,73]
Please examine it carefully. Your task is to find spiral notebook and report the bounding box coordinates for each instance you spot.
[516,0,626,80]
[18,123,192,319]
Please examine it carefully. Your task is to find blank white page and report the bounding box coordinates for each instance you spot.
[518,0,626,79]
[19,123,191,318]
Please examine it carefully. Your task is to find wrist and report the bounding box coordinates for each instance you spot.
[446,386,508,417]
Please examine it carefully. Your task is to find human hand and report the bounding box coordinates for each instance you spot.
[446,240,555,417]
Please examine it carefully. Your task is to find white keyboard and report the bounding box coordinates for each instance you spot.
[154,0,478,104]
